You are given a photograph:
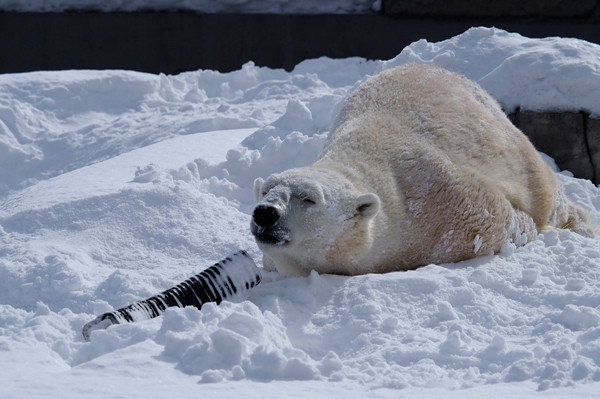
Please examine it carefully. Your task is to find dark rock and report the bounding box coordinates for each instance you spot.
[511,110,595,182]
[587,117,600,184]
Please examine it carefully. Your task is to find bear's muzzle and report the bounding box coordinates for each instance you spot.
[251,204,290,246]
[252,204,281,229]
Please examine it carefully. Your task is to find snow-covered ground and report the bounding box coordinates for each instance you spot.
[1,27,600,398]
[0,0,381,13]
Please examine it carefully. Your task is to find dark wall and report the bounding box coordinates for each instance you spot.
[383,0,600,18]
[0,12,599,74]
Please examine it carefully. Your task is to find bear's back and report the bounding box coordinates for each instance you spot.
[323,63,556,229]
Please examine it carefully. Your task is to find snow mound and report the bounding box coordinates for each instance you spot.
[383,27,600,115]
[70,222,600,391]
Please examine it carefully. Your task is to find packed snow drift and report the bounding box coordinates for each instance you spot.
[1,28,599,398]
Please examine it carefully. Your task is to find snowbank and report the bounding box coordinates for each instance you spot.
[1,27,599,398]
[382,27,600,115]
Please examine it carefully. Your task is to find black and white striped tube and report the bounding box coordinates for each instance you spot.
[82,250,260,341]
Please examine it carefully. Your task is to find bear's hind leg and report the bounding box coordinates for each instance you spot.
[546,188,595,237]
[506,208,538,247]
[411,155,540,262]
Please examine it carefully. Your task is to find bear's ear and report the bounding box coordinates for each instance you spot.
[253,177,265,202]
[356,193,380,219]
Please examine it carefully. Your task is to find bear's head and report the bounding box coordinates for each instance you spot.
[251,167,380,276]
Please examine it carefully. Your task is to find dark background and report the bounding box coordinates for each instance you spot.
[1,0,599,74]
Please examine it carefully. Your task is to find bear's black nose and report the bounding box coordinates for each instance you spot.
[253,205,281,228]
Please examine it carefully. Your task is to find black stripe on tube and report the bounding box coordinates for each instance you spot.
[189,275,214,303]
[201,269,224,303]
[197,273,220,302]
[174,280,202,309]
[220,272,236,297]
[219,273,234,297]
[144,296,167,316]
[203,265,234,297]
[181,278,208,308]
[227,276,237,294]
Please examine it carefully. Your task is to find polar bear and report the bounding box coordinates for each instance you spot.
[251,63,593,277]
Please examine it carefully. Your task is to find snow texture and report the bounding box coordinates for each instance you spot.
[0,0,382,13]
[1,28,600,398]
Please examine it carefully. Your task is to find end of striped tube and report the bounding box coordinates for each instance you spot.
[82,312,119,341]
[212,250,262,299]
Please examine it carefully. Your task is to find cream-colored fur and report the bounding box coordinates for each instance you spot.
[251,64,593,277]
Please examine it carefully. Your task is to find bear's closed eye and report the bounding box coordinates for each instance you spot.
[356,203,371,212]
